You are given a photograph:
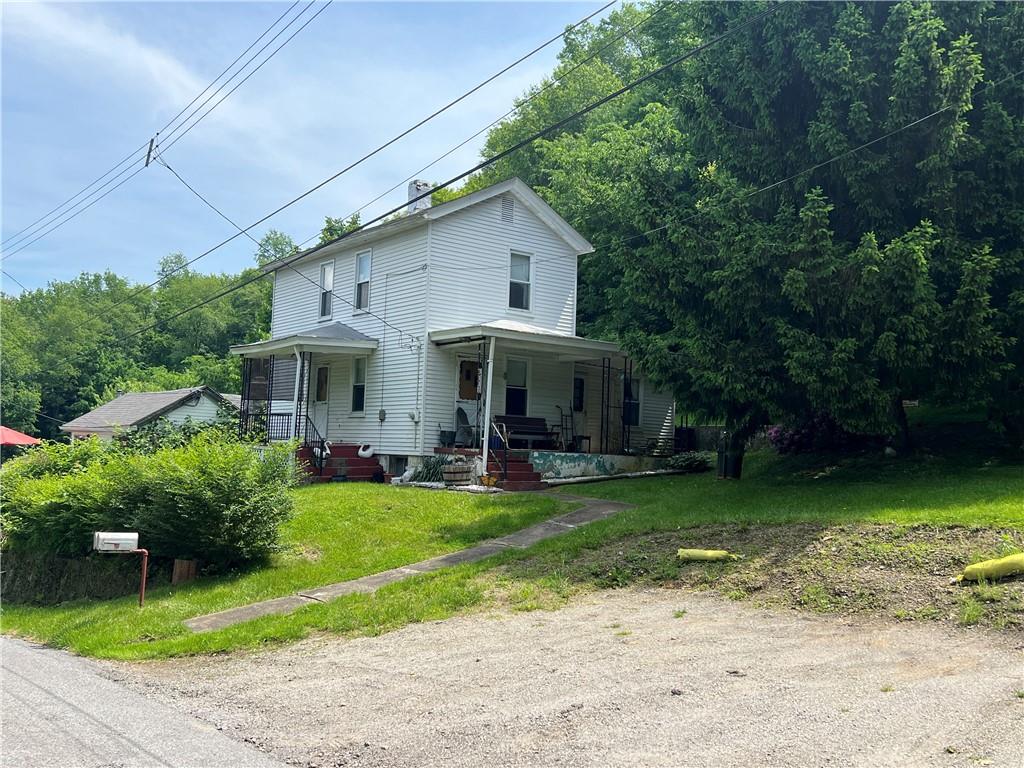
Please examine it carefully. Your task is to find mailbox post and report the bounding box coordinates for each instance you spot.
[93,532,148,607]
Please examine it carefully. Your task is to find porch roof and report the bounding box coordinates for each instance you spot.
[229,321,378,357]
[429,319,622,360]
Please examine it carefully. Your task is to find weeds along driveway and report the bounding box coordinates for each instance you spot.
[111,589,1024,768]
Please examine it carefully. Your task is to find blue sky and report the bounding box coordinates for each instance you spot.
[1,1,605,292]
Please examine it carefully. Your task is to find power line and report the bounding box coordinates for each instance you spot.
[336,0,673,234]
[1,1,305,251]
[153,0,327,156]
[1,166,148,261]
[106,0,619,309]
[25,4,780,376]
[2,270,31,293]
[583,66,1024,254]
[157,156,422,345]
[0,0,322,260]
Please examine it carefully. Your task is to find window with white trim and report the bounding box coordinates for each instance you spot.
[351,358,366,412]
[354,250,371,310]
[319,261,334,319]
[508,251,531,310]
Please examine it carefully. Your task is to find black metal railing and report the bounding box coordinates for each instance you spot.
[490,418,510,481]
[303,415,328,474]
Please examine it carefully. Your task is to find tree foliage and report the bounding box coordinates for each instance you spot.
[1,233,277,437]
[484,0,1024,452]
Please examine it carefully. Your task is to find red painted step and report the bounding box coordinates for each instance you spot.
[497,480,547,491]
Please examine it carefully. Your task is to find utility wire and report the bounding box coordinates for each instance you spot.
[334,0,673,234]
[2,270,31,293]
[106,0,620,309]
[30,5,781,372]
[582,66,1024,254]
[157,155,422,345]
[1,166,148,261]
[154,0,326,156]
[0,0,321,260]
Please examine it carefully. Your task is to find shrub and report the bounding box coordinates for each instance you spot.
[667,451,713,473]
[767,413,864,454]
[134,436,298,565]
[2,434,299,569]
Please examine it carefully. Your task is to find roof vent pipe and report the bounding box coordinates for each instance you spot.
[407,180,434,214]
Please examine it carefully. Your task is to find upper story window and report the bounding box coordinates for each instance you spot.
[354,250,371,311]
[319,261,334,319]
[509,251,531,311]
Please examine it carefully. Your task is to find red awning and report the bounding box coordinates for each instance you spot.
[0,426,41,446]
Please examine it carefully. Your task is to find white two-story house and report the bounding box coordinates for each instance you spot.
[230,177,675,485]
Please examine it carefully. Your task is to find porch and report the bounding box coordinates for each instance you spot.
[428,320,676,487]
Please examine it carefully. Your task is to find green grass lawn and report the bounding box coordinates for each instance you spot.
[0,485,569,659]
[4,445,1022,659]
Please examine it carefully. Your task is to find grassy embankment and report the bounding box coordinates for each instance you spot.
[3,419,1022,658]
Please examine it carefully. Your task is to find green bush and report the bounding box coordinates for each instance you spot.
[134,437,297,564]
[2,434,299,568]
[667,451,713,474]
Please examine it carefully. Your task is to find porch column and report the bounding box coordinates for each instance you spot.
[291,345,302,439]
[480,335,497,471]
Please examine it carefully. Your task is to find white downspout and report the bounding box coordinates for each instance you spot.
[291,345,302,440]
[480,335,497,473]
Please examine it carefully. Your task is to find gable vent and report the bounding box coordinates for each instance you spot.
[500,195,515,224]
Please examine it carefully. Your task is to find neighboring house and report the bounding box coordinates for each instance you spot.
[60,387,238,440]
[231,178,675,485]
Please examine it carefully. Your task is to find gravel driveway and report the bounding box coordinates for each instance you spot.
[114,589,1023,767]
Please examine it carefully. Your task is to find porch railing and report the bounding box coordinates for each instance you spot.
[490,418,510,481]
[240,411,294,443]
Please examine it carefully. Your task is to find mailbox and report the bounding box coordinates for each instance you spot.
[93,532,139,552]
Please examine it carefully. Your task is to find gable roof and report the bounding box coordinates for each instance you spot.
[60,386,236,433]
[261,177,593,273]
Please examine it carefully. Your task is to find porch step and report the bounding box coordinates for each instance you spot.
[497,480,547,491]
[297,442,386,484]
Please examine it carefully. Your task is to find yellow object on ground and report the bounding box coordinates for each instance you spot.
[958,553,1024,582]
[677,548,742,562]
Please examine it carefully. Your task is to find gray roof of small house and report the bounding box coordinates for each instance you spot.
[60,386,236,433]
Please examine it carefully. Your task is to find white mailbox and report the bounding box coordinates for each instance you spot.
[93,532,139,552]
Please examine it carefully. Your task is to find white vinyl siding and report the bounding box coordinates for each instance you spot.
[274,228,428,456]
[162,393,225,426]
[426,196,577,334]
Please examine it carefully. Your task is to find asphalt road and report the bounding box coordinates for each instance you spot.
[0,637,282,768]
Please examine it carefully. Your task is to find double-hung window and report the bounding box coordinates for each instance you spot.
[622,376,641,427]
[351,358,366,413]
[354,250,371,311]
[319,261,334,319]
[509,251,531,311]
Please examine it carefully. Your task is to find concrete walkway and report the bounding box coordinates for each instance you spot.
[184,493,630,633]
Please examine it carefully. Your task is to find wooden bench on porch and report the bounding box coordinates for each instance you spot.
[493,414,559,449]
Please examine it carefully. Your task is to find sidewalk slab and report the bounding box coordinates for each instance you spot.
[184,492,633,634]
[184,595,313,633]
[405,542,511,573]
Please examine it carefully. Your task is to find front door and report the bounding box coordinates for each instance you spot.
[312,365,330,439]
